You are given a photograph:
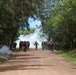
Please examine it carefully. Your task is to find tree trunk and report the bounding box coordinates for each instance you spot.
[10,26,19,50]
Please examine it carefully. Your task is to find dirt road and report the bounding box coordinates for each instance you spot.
[0,48,76,75]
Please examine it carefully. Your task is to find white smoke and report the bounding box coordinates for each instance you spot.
[15,28,47,48]
[0,45,12,59]
[0,45,12,54]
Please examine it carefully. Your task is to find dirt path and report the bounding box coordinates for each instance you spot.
[0,48,76,75]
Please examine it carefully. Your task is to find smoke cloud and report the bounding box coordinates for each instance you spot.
[15,28,47,48]
[0,45,12,59]
[0,45,11,54]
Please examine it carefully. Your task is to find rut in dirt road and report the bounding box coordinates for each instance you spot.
[0,48,76,75]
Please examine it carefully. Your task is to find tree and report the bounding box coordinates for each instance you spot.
[42,0,76,50]
[0,0,45,49]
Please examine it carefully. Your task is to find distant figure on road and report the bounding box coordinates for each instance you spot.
[12,43,17,49]
[26,41,30,50]
[19,41,23,50]
[42,42,44,50]
[22,41,27,52]
[34,41,39,50]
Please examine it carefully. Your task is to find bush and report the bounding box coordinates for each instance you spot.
[69,49,76,57]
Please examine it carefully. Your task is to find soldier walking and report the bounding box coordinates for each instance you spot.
[34,41,39,50]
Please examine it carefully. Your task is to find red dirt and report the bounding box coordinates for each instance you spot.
[0,48,76,75]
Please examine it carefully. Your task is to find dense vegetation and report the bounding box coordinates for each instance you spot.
[54,50,76,64]
[42,0,76,50]
[0,0,76,51]
[0,0,44,49]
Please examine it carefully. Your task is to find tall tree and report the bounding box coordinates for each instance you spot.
[0,0,44,49]
[42,0,76,50]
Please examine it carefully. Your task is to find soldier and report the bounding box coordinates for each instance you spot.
[12,43,17,49]
[48,41,54,51]
[19,41,23,50]
[48,41,51,50]
[22,41,27,52]
[26,41,30,50]
[44,42,48,50]
[34,41,39,50]
[42,42,44,50]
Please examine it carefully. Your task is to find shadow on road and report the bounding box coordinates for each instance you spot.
[0,64,53,72]
[0,50,53,72]
[11,53,32,57]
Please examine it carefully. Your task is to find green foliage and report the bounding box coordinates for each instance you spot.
[42,0,76,50]
[0,0,44,48]
[18,28,35,35]
[54,50,76,64]
[69,49,76,57]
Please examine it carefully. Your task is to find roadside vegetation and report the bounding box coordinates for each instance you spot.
[54,49,76,64]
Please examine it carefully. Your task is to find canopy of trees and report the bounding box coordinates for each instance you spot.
[42,0,76,50]
[0,0,44,49]
[0,0,76,50]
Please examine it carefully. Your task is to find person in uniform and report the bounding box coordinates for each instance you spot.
[34,41,39,50]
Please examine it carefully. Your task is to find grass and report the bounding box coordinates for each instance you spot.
[54,50,76,64]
